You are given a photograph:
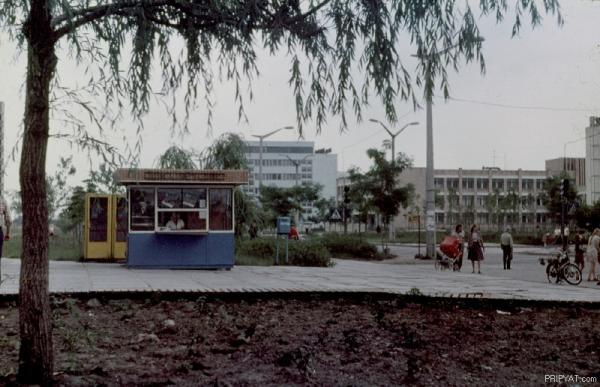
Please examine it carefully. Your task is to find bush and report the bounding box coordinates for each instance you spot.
[236,238,333,267]
[288,240,332,267]
[319,233,383,260]
[236,238,276,258]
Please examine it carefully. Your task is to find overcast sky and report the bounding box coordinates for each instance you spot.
[1,1,600,193]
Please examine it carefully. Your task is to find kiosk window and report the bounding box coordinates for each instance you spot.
[157,211,207,231]
[89,197,108,242]
[130,187,155,231]
[209,188,233,231]
[158,188,182,208]
[182,188,207,208]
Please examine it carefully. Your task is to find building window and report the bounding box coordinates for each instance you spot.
[477,178,489,190]
[462,196,474,206]
[492,179,504,190]
[522,179,534,191]
[447,178,459,189]
[435,213,445,223]
[507,179,519,190]
[462,178,474,190]
[434,178,444,189]
[477,213,489,225]
[536,179,545,190]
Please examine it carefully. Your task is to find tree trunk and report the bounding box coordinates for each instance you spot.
[18,2,56,383]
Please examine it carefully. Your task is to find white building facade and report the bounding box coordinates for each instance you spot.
[395,167,551,231]
[585,117,600,205]
[243,140,338,219]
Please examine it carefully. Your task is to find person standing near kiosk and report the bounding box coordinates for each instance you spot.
[0,195,11,256]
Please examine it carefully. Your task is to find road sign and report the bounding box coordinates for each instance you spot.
[330,209,342,221]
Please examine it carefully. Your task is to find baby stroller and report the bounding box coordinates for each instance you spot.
[435,235,462,271]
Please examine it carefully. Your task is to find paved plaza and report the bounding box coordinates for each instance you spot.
[1,253,599,302]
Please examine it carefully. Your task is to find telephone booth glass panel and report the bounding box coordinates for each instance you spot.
[89,197,108,242]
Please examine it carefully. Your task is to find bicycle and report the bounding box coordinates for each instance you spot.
[541,250,582,285]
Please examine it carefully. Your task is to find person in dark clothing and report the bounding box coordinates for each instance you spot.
[574,229,585,272]
[500,227,514,270]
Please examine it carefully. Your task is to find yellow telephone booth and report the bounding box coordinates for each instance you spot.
[84,194,112,259]
[84,193,128,260]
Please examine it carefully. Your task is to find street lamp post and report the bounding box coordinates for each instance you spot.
[369,119,419,166]
[369,119,419,241]
[251,126,294,189]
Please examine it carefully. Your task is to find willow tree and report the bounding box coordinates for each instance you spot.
[0,0,560,384]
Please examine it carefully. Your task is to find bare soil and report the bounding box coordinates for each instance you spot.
[1,294,599,386]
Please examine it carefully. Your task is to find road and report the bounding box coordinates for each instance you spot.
[382,244,600,290]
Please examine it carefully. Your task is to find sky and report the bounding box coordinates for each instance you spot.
[1,1,600,194]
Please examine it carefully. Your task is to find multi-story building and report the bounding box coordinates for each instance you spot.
[243,140,337,220]
[394,167,551,231]
[585,116,600,205]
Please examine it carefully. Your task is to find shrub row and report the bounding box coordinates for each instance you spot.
[317,233,383,260]
[236,232,384,267]
[236,238,333,267]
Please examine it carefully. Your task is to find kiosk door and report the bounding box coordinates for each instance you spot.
[111,195,128,259]
[84,194,112,259]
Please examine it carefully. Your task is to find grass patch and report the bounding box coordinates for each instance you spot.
[3,233,82,261]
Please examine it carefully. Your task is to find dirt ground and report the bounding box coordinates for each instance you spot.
[1,294,599,386]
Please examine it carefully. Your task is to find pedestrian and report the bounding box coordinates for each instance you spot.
[500,227,514,270]
[249,222,258,240]
[585,228,600,282]
[0,195,11,257]
[451,224,465,271]
[574,229,585,272]
[288,224,300,240]
[468,224,485,274]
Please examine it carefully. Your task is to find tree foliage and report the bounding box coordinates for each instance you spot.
[85,163,125,194]
[156,145,197,169]
[539,173,578,223]
[349,149,413,228]
[199,133,248,170]
[259,183,322,224]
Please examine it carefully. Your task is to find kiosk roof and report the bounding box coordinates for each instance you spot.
[116,168,249,185]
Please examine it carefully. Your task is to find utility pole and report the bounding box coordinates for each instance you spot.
[415,37,485,260]
[425,90,436,259]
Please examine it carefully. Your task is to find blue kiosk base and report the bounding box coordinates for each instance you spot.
[126,233,235,269]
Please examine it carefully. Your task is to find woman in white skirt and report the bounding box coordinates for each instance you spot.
[586,228,600,281]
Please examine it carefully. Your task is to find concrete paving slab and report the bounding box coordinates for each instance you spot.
[1,257,600,302]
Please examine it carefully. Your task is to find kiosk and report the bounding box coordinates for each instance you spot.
[116,168,248,268]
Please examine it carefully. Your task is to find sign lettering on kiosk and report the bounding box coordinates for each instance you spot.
[143,170,226,182]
